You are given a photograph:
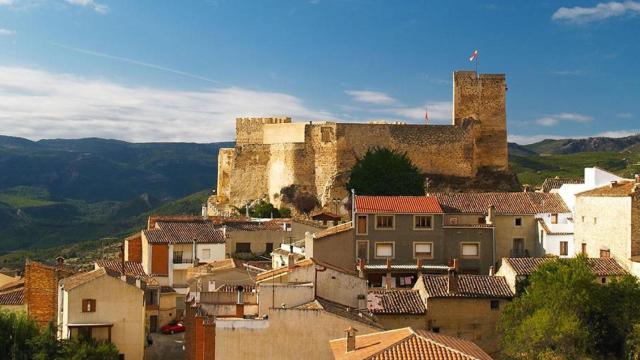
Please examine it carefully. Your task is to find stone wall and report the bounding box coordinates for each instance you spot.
[215,71,508,210]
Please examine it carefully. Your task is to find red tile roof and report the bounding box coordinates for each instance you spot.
[0,287,24,305]
[367,289,425,315]
[255,258,356,282]
[577,181,638,197]
[355,196,443,214]
[315,221,353,239]
[95,260,149,279]
[421,275,513,299]
[434,192,569,215]
[541,177,583,193]
[144,221,226,244]
[224,220,287,232]
[295,297,382,329]
[502,257,628,276]
[329,327,493,360]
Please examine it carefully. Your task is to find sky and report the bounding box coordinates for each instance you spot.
[0,0,638,144]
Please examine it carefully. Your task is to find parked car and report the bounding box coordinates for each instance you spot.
[161,321,186,334]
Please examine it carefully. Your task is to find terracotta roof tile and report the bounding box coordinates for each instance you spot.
[0,288,24,305]
[95,260,148,278]
[330,327,493,360]
[502,257,628,276]
[577,181,638,197]
[295,297,382,329]
[315,221,353,239]
[421,275,513,299]
[434,192,569,215]
[224,220,286,232]
[367,289,425,315]
[256,258,356,282]
[541,177,583,193]
[144,221,226,244]
[356,196,443,214]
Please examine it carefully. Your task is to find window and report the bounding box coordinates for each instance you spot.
[478,216,486,224]
[560,241,568,256]
[414,242,433,259]
[601,277,607,284]
[551,214,558,224]
[461,243,479,258]
[146,289,158,306]
[513,238,525,255]
[82,299,96,313]
[265,243,273,254]
[375,242,394,258]
[515,217,522,227]
[375,215,394,230]
[413,215,433,230]
[490,300,500,310]
[173,251,183,263]
[581,243,587,255]
[432,327,440,333]
[449,217,458,225]
[356,215,368,235]
[600,249,610,258]
[202,248,211,260]
[236,243,251,253]
[357,241,369,261]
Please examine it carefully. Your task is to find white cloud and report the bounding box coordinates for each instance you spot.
[617,112,633,118]
[0,0,13,5]
[0,28,15,35]
[535,112,592,127]
[345,90,397,105]
[509,129,639,145]
[0,66,333,142]
[552,1,640,24]
[65,0,109,14]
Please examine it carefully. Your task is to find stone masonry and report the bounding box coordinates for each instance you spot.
[212,71,508,212]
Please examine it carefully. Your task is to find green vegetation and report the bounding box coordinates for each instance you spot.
[500,257,640,359]
[0,311,119,360]
[509,151,640,186]
[347,147,425,195]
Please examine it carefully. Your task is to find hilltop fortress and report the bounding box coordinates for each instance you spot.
[211,71,508,213]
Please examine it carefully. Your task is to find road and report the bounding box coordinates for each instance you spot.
[145,332,185,360]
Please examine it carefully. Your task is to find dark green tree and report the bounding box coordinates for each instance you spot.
[249,200,280,218]
[60,337,119,360]
[346,147,424,195]
[500,256,640,359]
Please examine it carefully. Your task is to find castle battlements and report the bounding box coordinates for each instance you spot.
[235,117,292,125]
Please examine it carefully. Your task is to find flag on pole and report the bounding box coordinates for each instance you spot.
[425,105,429,124]
[469,49,478,62]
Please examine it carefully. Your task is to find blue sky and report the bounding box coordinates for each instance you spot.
[0,0,638,143]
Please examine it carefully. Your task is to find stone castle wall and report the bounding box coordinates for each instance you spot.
[213,71,508,211]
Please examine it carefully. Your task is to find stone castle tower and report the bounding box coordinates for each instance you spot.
[211,71,508,214]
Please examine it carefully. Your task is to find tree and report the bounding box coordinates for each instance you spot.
[500,256,640,359]
[346,147,424,195]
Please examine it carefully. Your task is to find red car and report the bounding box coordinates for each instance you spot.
[161,321,186,334]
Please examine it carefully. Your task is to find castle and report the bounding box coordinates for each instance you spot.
[210,71,508,213]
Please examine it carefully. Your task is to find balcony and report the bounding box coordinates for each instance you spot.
[172,257,194,264]
[510,249,530,258]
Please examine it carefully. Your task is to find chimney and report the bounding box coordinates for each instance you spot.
[486,205,496,225]
[345,327,358,352]
[357,258,365,279]
[120,243,126,276]
[385,258,393,289]
[447,268,458,294]
[222,225,227,238]
[489,265,494,276]
[635,174,640,184]
[236,285,245,318]
[610,180,618,188]
[416,258,424,278]
[201,204,208,218]
[287,253,296,269]
[56,256,64,269]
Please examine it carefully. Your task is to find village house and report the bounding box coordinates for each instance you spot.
[184,256,381,360]
[57,267,146,360]
[413,262,513,356]
[305,221,355,271]
[554,167,630,212]
[434,192,570,260]
[352,195,495,284]
[574,177,640,275]
[366,289,426,329]
[329,327,493,360]
[496,257,628,294]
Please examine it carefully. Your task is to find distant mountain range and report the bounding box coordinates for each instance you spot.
[0,136,232,252]
[0,133,639,255]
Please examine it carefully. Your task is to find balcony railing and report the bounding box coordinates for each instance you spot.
[172,257,194,264]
